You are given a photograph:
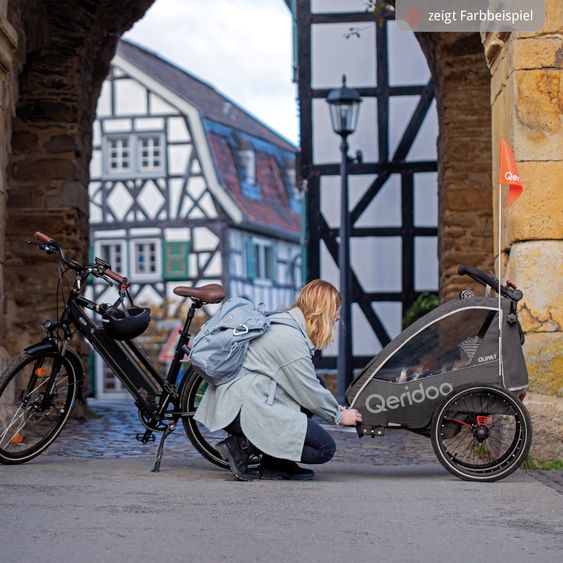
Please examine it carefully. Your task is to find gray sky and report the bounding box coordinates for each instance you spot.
[125,0,298,145]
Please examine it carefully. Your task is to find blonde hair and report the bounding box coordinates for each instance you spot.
[292,280,342,350]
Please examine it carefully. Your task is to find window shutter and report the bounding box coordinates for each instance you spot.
[245,239,256,281]
[163,241,190,281]
[268,245,276,283]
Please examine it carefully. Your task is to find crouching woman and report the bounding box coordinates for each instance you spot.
[194,280,363,481]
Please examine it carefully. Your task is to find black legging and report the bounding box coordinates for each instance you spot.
[224,412,336,465]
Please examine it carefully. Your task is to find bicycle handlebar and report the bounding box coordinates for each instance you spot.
[32,231,130,287]
[458,264,498,290]
[35,231,53,244]
[458,264,523,301]
[104,268,128,286]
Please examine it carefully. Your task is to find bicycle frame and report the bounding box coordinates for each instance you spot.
[68,295,199,421]
[42,286,200,424]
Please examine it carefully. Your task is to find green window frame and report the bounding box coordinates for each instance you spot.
[163,241,190,281]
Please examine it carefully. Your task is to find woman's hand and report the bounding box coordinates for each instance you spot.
[338,405,363,426]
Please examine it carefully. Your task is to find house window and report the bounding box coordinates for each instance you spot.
[235,138,260,200]
[238,148,256,185]
[108,137,130,172]
[131,238,161,279]
[138,135,163,171]
[246,238,275,282]
[163,241,190,281]
[94,240,127,278]
[104,133,165,176]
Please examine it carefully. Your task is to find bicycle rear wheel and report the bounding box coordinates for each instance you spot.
[431,384,532,482]
[179,368,228,469]
[0,352,77,464]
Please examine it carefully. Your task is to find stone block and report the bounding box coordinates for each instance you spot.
[512,36,563,70]
[490,40,511,104]
[513,69,562,161]
[523,333,563,396]
[524,392,563,460]
[44,134,75,153]
[10,158,77,182]
[509,161,563,241]
[507,240,563,333]
[16,101,78,124]
[46,181,89,213]
[518,0,563,38]
[11,130,38,152]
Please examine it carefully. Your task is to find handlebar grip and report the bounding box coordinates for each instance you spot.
[458,264,499,290]
[105,269,129,287]
[35,231,54,244]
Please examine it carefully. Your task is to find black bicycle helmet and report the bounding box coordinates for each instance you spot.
[102,306,151,340]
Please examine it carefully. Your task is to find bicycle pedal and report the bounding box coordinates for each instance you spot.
[136,432,155,443]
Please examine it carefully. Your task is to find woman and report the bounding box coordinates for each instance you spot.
[194,280,363,481]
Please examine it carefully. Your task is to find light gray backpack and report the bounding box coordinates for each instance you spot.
[189,297,299,386]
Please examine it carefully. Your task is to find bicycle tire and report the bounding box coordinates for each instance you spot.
[0,352,77,464]
[179,368,229,469]
[431,384,532,482]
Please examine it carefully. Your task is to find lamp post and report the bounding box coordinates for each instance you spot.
[327,75,362,402]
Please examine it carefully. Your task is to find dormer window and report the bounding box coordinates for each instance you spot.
[235,136,260,200]
[237,147,256,185]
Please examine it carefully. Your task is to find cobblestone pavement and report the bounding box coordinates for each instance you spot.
[45,399,438,466]
[43,400,563,492]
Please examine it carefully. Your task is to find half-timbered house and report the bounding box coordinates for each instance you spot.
[88,39,302,398]
[286,1,439,379]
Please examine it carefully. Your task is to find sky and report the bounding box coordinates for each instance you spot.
[125,0,299,145]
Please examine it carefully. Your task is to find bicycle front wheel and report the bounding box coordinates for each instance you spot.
[0,352,77,464]
[431,384,532,482]
[179,368,228,469]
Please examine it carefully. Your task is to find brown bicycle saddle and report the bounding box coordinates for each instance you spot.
[173,283,225,303]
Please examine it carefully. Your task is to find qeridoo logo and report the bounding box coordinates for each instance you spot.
[365,382,454,414]
[504,171,520,182]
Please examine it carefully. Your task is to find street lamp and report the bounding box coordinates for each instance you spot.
[327,75,362,402]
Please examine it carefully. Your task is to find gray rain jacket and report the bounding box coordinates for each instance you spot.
[193,307,342,460]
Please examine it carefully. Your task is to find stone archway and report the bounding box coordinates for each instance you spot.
[415,31,494,302]
[1,0,155,355]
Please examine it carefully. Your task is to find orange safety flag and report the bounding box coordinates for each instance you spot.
[499,139,524,206]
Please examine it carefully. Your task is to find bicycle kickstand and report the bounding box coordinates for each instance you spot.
[151,422,176,473]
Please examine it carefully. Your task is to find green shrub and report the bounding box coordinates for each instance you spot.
[402,293,439,329]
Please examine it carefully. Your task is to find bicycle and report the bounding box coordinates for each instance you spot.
[0,232,230,471]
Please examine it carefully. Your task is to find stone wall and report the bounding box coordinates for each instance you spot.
[484,0,562,459]
[484,0,562,399]
[1,0,154,355]
[0,0,17,371]
[416,32,494,302]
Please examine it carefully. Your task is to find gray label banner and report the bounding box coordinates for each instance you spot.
[396,0,546,32]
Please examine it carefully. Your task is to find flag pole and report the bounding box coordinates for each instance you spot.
[497,182,503,382]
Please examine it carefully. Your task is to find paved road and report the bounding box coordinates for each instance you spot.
[1,457,561,563]
[0,401,561,562]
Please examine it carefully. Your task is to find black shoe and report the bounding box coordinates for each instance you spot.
[216,435,262,482]
[260,459,315,481]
